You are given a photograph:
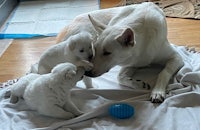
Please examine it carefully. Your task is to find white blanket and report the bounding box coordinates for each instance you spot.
[1,45,200,130]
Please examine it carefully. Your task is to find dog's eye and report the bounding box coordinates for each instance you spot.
[80,49,84,53]
[103,51,111,56]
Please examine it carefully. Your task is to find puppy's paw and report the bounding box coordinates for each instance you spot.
[150,89,166,103]
[10,94,19,104]
[80,60,93,71]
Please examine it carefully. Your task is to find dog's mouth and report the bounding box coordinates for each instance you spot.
[84,71,96,77]
[84,70,109,77]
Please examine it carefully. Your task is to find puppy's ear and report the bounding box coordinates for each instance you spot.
[88,15,107,35]
[65,70,76,80]
[115,28,135,47]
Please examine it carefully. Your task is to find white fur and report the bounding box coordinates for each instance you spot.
[56,2,184,103]
[88,3,183,102]
[86,2,184,102]
[10,63,86,119]
[32,32,94,88]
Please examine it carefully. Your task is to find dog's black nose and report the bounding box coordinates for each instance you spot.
[88,55,93,61]
[84,71,93,77]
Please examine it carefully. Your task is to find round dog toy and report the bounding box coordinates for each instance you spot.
[109,103,135,119]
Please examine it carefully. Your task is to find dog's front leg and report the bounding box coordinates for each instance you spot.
[77,60,94,89]
[150,54,184,103]
[118,66,150,89]
[83,76,93,89]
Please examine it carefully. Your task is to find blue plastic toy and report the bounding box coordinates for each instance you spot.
[109,103,135,119]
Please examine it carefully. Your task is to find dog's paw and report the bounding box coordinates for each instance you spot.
[150,89,166,103]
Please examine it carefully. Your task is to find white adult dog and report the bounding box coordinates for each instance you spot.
[32,32,94,88]
[56,2,184,103]
[86,3,184,102]
[10,63,88,119]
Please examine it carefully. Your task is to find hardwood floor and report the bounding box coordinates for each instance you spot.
[100,0,123,9]
[0,1,200,82]
[0,37,56,82]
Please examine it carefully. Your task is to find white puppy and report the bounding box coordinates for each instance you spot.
[10,63,87,119]
[32,32,94,88]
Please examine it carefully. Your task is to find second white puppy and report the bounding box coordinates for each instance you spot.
[32,32,94,88]
[10,63,87,119]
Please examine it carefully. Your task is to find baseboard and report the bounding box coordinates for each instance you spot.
[0,0,18,27]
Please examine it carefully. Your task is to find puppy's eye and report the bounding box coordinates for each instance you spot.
[80,49,84,53]
[103,51,111,56]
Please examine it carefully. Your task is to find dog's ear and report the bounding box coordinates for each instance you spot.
[115,28,135,47]
[88,15,107,35]
[68,40,76,51]
[65,70,76,80]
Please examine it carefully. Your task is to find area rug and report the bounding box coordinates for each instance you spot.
[0,0,99,37]
[118,0,200,19]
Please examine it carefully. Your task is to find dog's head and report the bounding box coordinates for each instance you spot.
[85,15,136,77]
[68,32,95,61]
[51,63,84,83]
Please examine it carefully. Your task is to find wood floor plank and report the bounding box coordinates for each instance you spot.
[0,37,56,82]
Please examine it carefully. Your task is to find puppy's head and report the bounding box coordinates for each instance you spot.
[52,63,76,79]
[68,32,95,61]
[52,63,84,82]
[85,15,136,77]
